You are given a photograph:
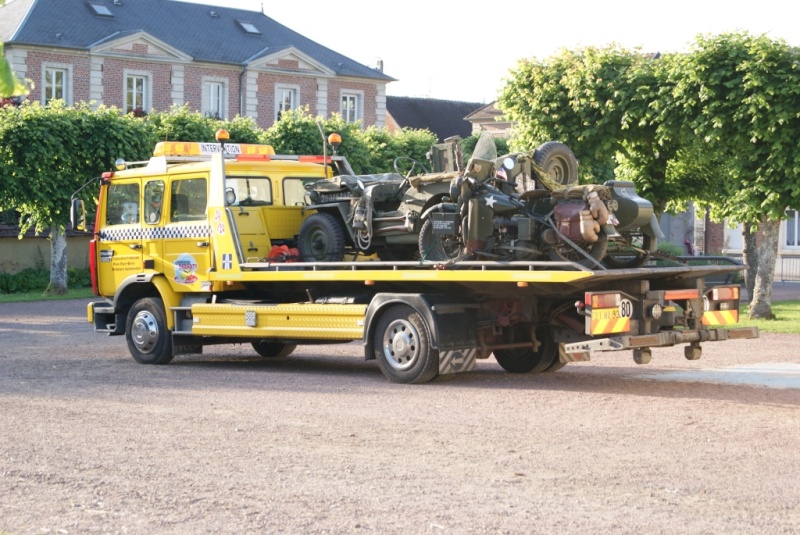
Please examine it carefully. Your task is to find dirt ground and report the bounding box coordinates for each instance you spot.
[1,297,799,534]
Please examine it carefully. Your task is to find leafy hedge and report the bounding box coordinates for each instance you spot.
[0,268,91,294]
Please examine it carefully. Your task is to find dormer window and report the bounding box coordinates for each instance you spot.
[89,3,114,17]
[238,21,261,35]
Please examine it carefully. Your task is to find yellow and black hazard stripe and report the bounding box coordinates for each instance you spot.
[702,310,739,326]
[590,310,631,335]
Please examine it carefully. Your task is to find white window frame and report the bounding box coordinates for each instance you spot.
[785,209,800,249]
[274,84,299,122]
[202,77,228,120]
[340,90,363,124]
[123,70,152,114]
[42,63,72,105]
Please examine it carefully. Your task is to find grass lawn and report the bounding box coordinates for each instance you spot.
[737,300,800,335]
[0,287,95,304]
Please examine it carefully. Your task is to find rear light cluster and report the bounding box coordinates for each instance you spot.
[702,285,741,325]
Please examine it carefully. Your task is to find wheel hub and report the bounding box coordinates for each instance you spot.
[131,310,159,354]
[382,319,419,371]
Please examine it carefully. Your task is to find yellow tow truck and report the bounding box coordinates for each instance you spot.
[72,131,758,383]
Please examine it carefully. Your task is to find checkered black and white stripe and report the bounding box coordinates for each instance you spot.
[99,225,212,242]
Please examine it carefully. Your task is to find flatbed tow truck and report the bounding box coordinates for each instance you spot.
[72,131,759,383]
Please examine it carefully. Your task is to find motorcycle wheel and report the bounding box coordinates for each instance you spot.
[604,232,656,269]
[548,231,609,268]
[534,142,579,187]
[418,218,463,262]
[297,212,346,262]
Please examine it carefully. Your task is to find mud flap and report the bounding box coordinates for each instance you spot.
[439,347,477,375]
[172,334,203,356]
[559,343,591,363]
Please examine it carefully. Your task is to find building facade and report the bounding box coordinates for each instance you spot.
[0,0,394,129]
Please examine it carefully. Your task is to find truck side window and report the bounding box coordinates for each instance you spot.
[226,176,272,206]
[106,183,140,226]
[284,177,322,206]
[144,180,165,225]
[170,178,207,222]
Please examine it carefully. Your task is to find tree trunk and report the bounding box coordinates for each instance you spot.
[748,218,778,319]
[741,222,757,298]
[46,226,68,295]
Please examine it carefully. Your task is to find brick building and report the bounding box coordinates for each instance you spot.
[0,0,394,129]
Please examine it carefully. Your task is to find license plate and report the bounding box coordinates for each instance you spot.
[592,308,620,321]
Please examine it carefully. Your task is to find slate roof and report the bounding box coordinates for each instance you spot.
[386,96,483,142]
[0,0,393,81]
[465,101,503,121]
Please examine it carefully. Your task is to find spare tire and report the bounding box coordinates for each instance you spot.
[534,142,579,187]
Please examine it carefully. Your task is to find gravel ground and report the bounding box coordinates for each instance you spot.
[1,298,799,534]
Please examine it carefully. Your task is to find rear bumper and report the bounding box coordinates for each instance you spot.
[563,326,759,357]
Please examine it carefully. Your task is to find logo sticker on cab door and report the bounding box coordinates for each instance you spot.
[173,253,198,284]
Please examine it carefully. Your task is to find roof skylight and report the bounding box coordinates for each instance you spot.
[89,3,114,17]
[238,21,261,35]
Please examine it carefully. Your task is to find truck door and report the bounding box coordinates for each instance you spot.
[161,175,212,290]
[96,179,143,297]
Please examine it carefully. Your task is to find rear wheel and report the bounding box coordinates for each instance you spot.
[251,340,296,358]
[418,218,462,262]
[374,305,439,384]
[548,231,609,268]
[125,297,174,364]
[493,325,557,374]
[604,232,656,269]
[298,212,347,262]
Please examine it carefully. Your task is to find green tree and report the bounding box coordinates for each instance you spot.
[668,32,800,318]
[260,107,373,174]
[361,126,436,173]
[0,102,156,294]
[499,45,721,214]
[145,104,262,143]
[146,104,218,141]
[461,133,509,161]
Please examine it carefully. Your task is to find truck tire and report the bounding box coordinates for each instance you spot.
[125,297,174,365]
[374,305,439,384]
[251,340,296,358]
[534,142,579,187]
[543,359,568,372]
[493,325,557,373]
[418,218,462,262]
[298,212,346,262]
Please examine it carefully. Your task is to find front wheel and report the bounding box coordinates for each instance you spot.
[493,325,557,374]
[374,305,439,384]
[251,340,296,358]
[298,212,347,262]
[418,218,463,262]
[125,297,174,364]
